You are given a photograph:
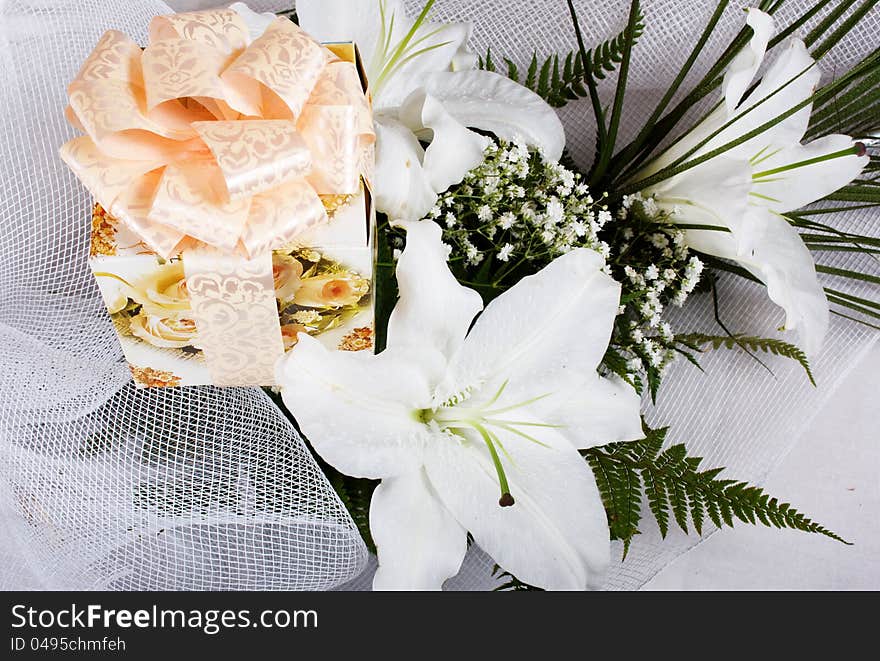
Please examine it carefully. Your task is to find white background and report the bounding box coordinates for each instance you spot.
[645,344,879,590]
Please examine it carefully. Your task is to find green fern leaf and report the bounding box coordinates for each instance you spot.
[491,565,543,591]
[675,333,816,386]
[583,424,849,554]
[326,471,378,554]
[525,52,539,89]
[480,46,496,73]
[505,57,519,84]
[537,55,552,98]
[477,10,644,108]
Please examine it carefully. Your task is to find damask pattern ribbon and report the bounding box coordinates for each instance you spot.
[60,8,374,385]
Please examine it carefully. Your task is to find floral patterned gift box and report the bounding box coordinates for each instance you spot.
[60,7,376,387]
[89,192,375,388]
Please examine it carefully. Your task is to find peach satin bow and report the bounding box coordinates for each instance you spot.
[60,9,374,260]
[61,8,374,387]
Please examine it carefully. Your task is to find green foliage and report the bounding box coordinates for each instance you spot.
[789,193,880,330]
[328,471,379,555]
[373,214,399,353]
[491,565,543,591]
[583,425,849,556]
[601,347,643,393]
[602,1,879,192]
[478,9,644,108]
[586,10,645,80]
[675,333,816,386]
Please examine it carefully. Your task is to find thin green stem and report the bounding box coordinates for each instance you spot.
[804,0,860,47]
[591,0,641,187]
[768,0,834,50]
[606,0,730,180]
[566,0,607,157]
[812,0,878,61]
[815,264,880,285]
[618,51,880,196]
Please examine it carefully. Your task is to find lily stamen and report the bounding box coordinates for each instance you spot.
[752,144,867,182]
[372,0,454,95]
[422,384,561,508]
[472,423,515,508]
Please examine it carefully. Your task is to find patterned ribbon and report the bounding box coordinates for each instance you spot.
[60,8,374,385]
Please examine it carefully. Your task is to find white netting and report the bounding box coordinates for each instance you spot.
[0,0,369,590]
[0,0,876,591]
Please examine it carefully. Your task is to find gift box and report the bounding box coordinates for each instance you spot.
[60,9,376,387]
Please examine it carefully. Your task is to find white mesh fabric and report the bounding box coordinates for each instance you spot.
[0,0,876,591]
[0,0,368,591]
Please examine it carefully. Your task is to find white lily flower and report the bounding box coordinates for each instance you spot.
[277,221,643,590]
[636,8,868,356]
[295,0,566,222]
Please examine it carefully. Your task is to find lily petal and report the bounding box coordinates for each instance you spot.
[278,334,445,478]
[398,89,490,196]
[645,36,817,177]
[383,70,566,160]
[716,38,820,161]
[298,0,472,100]
[389,220,484,361]
[371,469,468,590]
[451,46,478,71]
[448,248,619,400]
[376,16,472,88]
[751,134,869,212]
[653,154,752,253]
[737,209,829,356]
[424,424,610,590]
[536,374,644,450]
[372,115,438,221]
[722,9,774,116]
[296,0,380,58]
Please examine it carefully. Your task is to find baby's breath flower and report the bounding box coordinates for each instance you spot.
[626,357,643,373]
[419,138,607,306]
[604,195,706,380]
[650,233,669,249]
[499,212,515,230]
[545,198,565,225]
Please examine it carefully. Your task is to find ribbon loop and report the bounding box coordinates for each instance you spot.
[60,7,375,260]
[193,120,313,200]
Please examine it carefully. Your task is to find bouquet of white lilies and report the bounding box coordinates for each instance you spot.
[2,0,874,594]
[264,0,877,590]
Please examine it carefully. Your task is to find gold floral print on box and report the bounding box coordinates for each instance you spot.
[99,248,370,353]
[339,326,374,352]
[90,204,117,257]
[90,201,375,387]
[129,365,181,388]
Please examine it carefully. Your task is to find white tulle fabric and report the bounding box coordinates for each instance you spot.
[0,0,876,591]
